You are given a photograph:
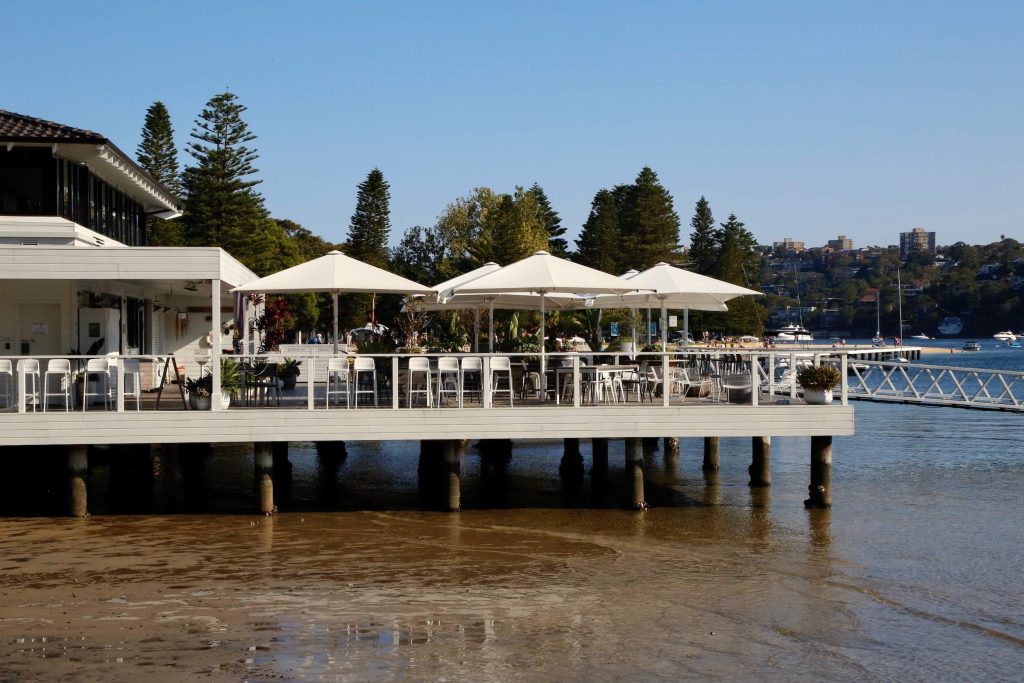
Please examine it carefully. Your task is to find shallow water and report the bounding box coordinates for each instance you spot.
[0,350,1022,681]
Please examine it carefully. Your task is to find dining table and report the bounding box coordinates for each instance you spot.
[555,364,639,405]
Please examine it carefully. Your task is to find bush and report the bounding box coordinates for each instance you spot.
[796,364,842,390]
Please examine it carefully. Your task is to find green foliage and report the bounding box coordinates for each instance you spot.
[219,356,243,394]
[797,364,842,390]
[276,357,301,378]
[574,189,620,273]
[426,312,467,352]
[688,196,717,275]
[347,168,391,268]
[615,167,681,271]
[391,225,445,284]
[355,338,397,355]
[136,101,183,246]
[528,183,567,256]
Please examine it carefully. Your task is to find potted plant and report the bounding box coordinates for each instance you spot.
[219,357,242,407]
[276,357,302,390]
[796,364,841,404]
[185,377,211,410]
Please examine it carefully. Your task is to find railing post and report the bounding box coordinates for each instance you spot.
[18,363,26,414]
[392,356,400,409]
[789,352,797,399]
[307,354,315,410]
[768,352,776,402]
[841,353,848,405]
[116,358,125,413]
[572,354,581,408]
[661,353,670,407]
[482,356,492,408]
[750,353,759,406]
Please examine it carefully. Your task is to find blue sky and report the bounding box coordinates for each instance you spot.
[4,1,1022,250]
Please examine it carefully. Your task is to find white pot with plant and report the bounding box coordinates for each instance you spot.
[796,364,841,405]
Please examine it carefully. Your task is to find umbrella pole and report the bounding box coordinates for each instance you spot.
[489,301,494,353]
[474,309,480,353]
[684,309,690,348]
[332,292,339,355]
[540,294,546,402]
[647,307,652,346]
[631,307,637,360]
[661,300,668,349]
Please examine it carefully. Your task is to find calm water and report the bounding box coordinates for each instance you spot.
[0,345,1021,681]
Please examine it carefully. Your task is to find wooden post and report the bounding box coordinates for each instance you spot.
[68,445,88,518]
[443,440,461,512]
[805,436,833,508]
[749,436,771,487]
[703,436,720,473]
[664,437,680,472]
[254,442,275,515]
[624,437,647,510]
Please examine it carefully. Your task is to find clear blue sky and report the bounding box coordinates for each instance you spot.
[4,1,1022,250]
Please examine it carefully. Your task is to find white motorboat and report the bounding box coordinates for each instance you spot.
[962,341,982,351]
[911,333,931,340]
[992,331,1017,341]
[773,323,813,342]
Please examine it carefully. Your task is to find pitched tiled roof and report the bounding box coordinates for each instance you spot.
[0,109,109,143]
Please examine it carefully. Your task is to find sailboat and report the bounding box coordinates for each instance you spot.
[871,292,884,346]
[894,269,909,362]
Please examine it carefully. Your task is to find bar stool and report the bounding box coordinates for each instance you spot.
[460,356,482,406]
[325,357,351,408]
[122,359,142,411]
[16,359,41,412]
[489,356,514,406]
[82,358,111,411]
[44,358,73,411]
[352,357,378,407]
[407,356,432,407]
[0,359,13,410]
[436,356,460,407]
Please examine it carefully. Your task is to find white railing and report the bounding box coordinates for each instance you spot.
[847,360,1024,411]
[0,350,851,414]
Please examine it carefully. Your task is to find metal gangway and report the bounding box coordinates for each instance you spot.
[847,360,1024,412]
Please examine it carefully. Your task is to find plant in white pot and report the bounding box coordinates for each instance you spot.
[796,364,841,404]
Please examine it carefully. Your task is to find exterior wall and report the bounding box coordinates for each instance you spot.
[0,280,74,355]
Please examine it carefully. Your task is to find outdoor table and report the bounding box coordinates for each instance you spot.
[555,364,639,405]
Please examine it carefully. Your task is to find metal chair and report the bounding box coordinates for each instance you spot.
[122,359,142,411]
[243,360,280,406]
[0,360,13,411]
[16,359,41,412]
[407,356,432,407]
[352,357,378,407]
[489,356,514,406]
[82,358,111,411]
[325,357,351,408]
[43,358,73,411]
[436,356,461,407]
[460,356,482,406]
[721,373,753,403]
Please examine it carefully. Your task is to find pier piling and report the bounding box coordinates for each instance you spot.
[442,440,461,512]
[591,438,609,478]
[254,442,276,515]
[703,437,720,473]
[749,436,771,487]
[67,444,88,518]
[624,437,647,510]
[805,436,833,508]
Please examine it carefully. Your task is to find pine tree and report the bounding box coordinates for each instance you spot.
[346,168,391,268]
[688,196,718,276]
[528,183,567,256]
[136,101,182,245]
[574,189,620,274]
[180,91,269,268]
[626,167,681,270]
[715,213,763,333]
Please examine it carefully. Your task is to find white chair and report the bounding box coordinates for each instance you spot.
[436,356,461,407]
[407,356,432,407]
[460,357,483,405]
[43,359,73,412]
[721,373,752,404]
[325,358,351,408]
[352,357,378,408]
[621,361,650,403]
[489,356,514,406]
[16,359,41,412]
[0,359,13,411]
[122,359,142,411]
[82,358,111,411]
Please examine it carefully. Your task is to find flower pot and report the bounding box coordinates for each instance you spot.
[803,388,834,405]
[220,394,232,410]
[190,393,211,410]
[281,375,297,391]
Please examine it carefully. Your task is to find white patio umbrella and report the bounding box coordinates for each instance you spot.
[428,262,502,352]
[231,250,433,353]
[449,250,637,394]
[583,262,761,348]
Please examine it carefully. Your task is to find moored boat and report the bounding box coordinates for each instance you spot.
[962,341,982,351]
[992,331,1016,341]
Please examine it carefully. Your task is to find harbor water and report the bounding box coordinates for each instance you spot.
[0,342,1021,681]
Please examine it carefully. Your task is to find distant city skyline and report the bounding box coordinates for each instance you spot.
[3,1,1021,252]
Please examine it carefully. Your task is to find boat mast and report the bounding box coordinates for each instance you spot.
[897,268,903,342]
[875,292,880,338]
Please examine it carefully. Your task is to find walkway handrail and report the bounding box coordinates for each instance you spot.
[847,359,1024,411]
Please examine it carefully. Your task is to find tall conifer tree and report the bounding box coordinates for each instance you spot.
[714,213,762,333]
[180,91,268,265]
[625,167,681,270]
[136,101,182,245]
[688,196,718,276]
[574,189,620,274]
[346,168,391,268]
[528,182,567,256]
